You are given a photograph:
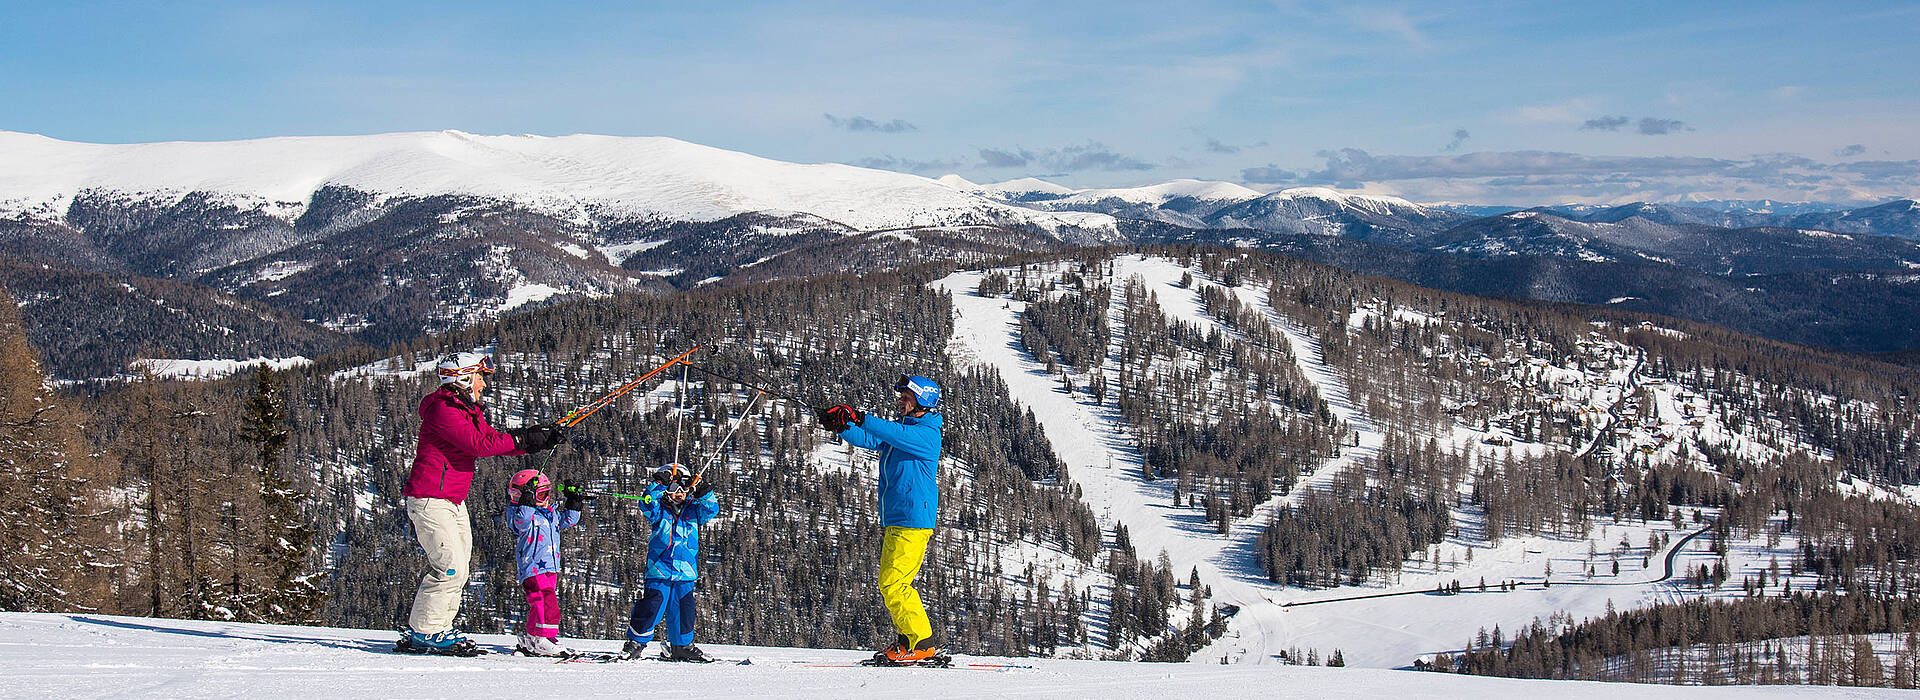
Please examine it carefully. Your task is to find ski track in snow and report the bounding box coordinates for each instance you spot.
[934,255,1800,670]
[936,256,1344,665]
[0,612,1886,699]
[1197,280,1389,664]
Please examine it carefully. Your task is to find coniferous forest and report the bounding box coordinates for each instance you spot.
[5,262,1224,660]
[5,245,1920,683]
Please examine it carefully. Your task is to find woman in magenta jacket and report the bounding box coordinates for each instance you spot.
[396,352,560,656]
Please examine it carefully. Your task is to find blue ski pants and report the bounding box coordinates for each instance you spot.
[627,578,697,646]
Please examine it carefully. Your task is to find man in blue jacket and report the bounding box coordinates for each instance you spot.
[819,375,944,664]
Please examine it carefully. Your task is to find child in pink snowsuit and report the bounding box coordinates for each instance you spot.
[506,469,588,657]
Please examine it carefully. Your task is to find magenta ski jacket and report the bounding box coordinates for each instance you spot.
[403,387,523,504]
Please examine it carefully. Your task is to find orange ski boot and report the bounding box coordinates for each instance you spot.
[871,635,947,666]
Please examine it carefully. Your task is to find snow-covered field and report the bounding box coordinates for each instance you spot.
[932,255,1812,669]
[128,356,311,381]
[0,613,1891,699]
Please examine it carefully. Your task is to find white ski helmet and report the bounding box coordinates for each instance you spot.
[435,352,496,389]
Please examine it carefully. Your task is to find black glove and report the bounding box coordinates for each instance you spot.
[515,482,541,507]
[561,482,593,511]
[691,480,714,499]
[813,406,841,432]
[507,426,538,452]
[817,404,861,432]
[537,423,566,451]
[510,423,562,453]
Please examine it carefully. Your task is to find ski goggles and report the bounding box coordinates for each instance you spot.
[437,355,497,378]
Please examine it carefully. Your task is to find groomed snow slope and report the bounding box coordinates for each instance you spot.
[0,613,1885,699]
[934,255,1810,669]
[0,130,1114,233]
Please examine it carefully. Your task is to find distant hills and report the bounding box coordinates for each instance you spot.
[1,129,1916,378]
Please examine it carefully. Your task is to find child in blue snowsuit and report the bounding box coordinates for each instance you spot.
[621,463,719,662]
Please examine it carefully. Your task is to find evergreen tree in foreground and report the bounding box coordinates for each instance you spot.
[238,364,328,623]
[0,285,116,612]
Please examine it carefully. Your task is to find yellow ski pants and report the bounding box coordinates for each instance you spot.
[878,526,934,647]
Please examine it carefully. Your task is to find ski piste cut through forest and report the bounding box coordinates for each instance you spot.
[7,245,1920,688]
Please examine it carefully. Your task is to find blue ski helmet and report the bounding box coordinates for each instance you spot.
[895,375,940,409]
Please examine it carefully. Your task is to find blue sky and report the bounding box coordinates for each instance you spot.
[3,1,1916,204]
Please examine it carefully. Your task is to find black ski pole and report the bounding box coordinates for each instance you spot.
[680,363,816,410]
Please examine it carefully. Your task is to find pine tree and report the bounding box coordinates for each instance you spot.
[239,365,327,623]
[1852,637,1885,687]
[0,285,114,612]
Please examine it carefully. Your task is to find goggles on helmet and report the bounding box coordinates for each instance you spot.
[437,354,497,379]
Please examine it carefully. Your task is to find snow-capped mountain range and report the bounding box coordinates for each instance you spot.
[4,129,1920,379]
[940,173,1460,235]
[0,130,1116,235]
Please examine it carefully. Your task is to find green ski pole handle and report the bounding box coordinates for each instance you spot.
[560,484,653,504]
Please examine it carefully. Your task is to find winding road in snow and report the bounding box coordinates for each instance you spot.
[1277,521,1715,608]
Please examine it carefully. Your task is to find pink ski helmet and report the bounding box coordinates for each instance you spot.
[509,468,552,504]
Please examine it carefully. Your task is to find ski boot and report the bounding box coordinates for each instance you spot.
[662,643,717,663]
[516,633,573,658]
[865,635,949,667]
[615,640,650,661]
[396,626,483,657]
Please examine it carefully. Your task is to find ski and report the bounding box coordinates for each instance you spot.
[655,652,750,664]
[795,654,1034,670]
[520,648,585,660]
[861,652,953,668]
[391,639,487,658]
[801,664,1023,670]
[556,652,750,665]
[550,648,646,663]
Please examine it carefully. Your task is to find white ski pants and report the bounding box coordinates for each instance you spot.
[406,496,472,634]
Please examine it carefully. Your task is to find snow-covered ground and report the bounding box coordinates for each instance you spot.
[0,613,1889,699]
[932,255,1812,669]
[128,356,310,381]
[938,257,1328,665]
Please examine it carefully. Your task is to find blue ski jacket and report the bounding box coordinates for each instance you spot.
[839,412,942,529]
[507,504,581,581]
[641,483,719,582]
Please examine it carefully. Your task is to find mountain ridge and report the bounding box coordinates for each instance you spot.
[0,129,1118,235]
